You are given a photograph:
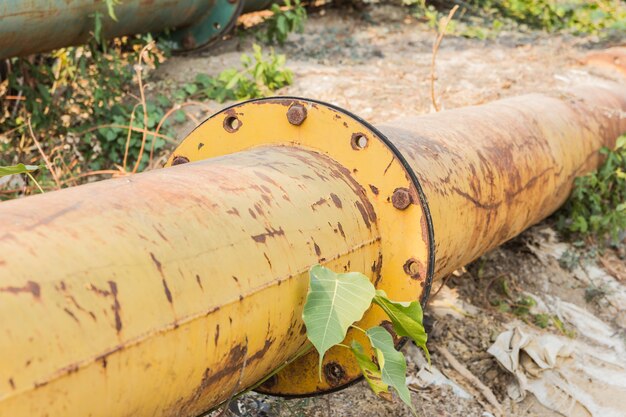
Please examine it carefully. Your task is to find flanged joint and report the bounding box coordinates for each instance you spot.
[391,187,412,210]
[286,104,308,126]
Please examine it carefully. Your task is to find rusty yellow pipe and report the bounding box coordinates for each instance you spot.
[1,83,625,416]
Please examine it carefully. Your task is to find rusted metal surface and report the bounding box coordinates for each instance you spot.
[0,84,625,415]
[0,146,382,416]
[377,84,626,278]
[165,97,433,396]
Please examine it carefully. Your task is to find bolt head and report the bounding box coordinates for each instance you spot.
[172,156,190,166]
[391,188,412,210]
[287,104,307,126]
[403,258,422,279]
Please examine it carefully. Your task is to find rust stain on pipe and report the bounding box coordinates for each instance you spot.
[377,85,626,277]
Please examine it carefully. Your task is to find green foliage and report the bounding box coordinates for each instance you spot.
[409,0,626,39]
[1,36,172,175]
[302,264,376,377]
[366,326,414,413]
[351,340,390,400]
[558,136,626,244]
[104,0,123,21]
[303,265,428,410]
[488,277,576,337]
[373,290,430,363]
[0,163,39,178]
[480,0,626,34]
[183,44,293,103]
[264,0,307,45]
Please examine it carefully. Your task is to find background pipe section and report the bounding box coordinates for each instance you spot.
[0,83,625,415]
[0,0,269,59]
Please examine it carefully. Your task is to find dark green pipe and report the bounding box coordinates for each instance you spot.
[0,0,270,60]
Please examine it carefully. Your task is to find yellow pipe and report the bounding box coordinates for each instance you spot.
[1,83,625,415]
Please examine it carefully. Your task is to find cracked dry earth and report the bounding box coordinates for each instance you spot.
[153,5,626,417]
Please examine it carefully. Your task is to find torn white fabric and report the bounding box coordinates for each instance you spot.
[488,326,626,417]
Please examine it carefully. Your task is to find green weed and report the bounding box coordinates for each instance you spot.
[409,0,626,39]
[558,136,626,244]
[263,0,307,45]
[181,44,293,103]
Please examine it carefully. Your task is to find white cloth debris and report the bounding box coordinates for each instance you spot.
[488,325,626,417]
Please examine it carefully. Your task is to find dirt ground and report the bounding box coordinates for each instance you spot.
[153,5,626,417]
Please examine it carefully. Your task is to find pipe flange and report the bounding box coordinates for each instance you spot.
[166,97,434,397]
[165,0,243,53]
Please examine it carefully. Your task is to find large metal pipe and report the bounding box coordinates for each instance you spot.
[1,83,625,416]
[0,0,270,60]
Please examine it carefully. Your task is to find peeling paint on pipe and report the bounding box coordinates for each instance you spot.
[0,83,625,415]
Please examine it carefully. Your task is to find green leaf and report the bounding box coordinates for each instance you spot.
[302,265,376,378]
[373,290,430,363]
[351,340,391,401]
[0,163,39,178]
[366,326,414,411]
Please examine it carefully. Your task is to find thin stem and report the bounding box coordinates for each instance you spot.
[336,343,351,349]
[26,172,44,194]
[350,324,367,334]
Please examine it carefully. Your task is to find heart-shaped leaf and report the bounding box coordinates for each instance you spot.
[0,163,39,178]
[366,326,414,412]
[373,289,430,363]
[351,340,391,401]
[303,265,376,378]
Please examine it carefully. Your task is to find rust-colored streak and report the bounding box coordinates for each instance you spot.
[153,226,168,242]
[162,279,173,304]
[337,222,345,238]
[196,275,204,290]
[251,227,285,243]
[108,281,122,333]
[310,198,327,210]
[63,308,80,324]
[313,242,322,257]
[354,201,371,229]
[330,193,342,208]
[0,281,41,299]
[149,253,163,275]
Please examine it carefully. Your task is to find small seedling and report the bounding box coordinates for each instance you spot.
[302,265,429,412]
[184,44,293,103]
[263,0,307,45]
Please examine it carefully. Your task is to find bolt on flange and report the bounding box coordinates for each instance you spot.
[286,104,307,126]
[391,187,412,210]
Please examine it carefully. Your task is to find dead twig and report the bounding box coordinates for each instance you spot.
[131,42,154,174]
[122,102,142,172]
[27,118,61,189]
[437,345,503,416]
[430,5,459,112]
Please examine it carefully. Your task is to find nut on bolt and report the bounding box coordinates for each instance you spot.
[286,103,307,126]
[391,187,412,210]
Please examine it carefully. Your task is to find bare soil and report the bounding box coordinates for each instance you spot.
[153,5,626,416]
